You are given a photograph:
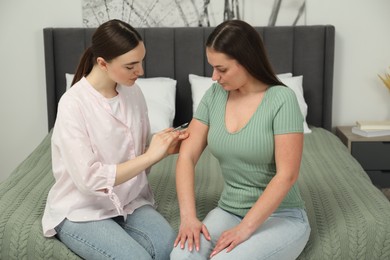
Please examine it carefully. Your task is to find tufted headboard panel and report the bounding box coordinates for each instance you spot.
[44,25,335,131]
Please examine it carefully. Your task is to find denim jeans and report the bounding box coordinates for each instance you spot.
[55,205,175,260]
[170,207,310,260]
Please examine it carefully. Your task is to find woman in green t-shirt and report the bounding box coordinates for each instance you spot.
[171,20,310,260]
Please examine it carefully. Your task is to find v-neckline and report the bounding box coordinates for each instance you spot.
[223,88,268,134]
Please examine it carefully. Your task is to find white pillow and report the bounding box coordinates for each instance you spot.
[188,73,311,134]
[277,72,293,79]
[65,73,74,90]
[279,76,311,133]
[135,77,176,134]
[189,74,216,114]
[65,74,176,134]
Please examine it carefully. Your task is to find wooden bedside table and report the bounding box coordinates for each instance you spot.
[336,126,390,187]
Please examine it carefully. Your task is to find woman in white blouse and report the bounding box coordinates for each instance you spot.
[42,19,187,260]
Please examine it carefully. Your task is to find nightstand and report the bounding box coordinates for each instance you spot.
[336,126,390,187]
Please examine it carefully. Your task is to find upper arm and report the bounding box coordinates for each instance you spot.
[274,133,303,182]
[178,118,209,164]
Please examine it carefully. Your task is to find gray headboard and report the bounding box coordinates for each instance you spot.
[44,25,335,131]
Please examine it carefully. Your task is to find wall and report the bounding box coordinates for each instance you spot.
[0,0,82,181]
[307,0,390,127]
[0,0,389,181]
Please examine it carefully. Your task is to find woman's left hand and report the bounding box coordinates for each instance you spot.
[210,224,252,258]
[167,130,189,154]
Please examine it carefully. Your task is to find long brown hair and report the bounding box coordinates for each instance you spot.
[71,19,143,86]
[206,20,284,87]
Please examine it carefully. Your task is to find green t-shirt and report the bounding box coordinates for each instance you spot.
[194,84,305,217]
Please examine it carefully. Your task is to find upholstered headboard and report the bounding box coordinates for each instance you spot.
[44,25,335,131]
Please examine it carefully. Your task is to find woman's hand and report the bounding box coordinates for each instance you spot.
[146,128,189,163]
[210,224,252,258]
[167,129,189,154]
[174,217,211,252]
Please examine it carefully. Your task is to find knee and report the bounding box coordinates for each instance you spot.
[169,246,181,260]
[170,238,212,260]
[154,226,175,260]
[164,226,176,247]
[170,246,193,260]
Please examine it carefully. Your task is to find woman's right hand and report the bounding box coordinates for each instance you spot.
[174,217,211,252]
[146,128,181,163]
[116,128,185,186]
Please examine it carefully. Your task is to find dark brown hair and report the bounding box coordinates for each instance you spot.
[206,20,284,87]
[71,19,143,86]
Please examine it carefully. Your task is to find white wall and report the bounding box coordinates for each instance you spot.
[1,0,389,182]
[307,0,390,126]
[0,1,82,181]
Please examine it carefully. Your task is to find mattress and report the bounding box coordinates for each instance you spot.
[1,128,389,259]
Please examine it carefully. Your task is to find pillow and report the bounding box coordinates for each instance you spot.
[277,72,293,79]
[65,73,74,90]
[279,76,311,133]
[135,77,176,134]
[65,74,176,134]
[189,73,311,133]
[189,74,216,114]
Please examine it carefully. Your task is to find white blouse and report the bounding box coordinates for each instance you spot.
[42,77,154,237]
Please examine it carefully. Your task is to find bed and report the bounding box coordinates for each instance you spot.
[1,25,389,259]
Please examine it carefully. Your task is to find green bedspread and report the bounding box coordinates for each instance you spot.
[1,128,389,259]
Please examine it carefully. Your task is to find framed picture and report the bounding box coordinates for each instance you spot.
[82,0,306,28]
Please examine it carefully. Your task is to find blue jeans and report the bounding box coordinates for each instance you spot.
[170,207,310,260]
[55,205,175,260]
